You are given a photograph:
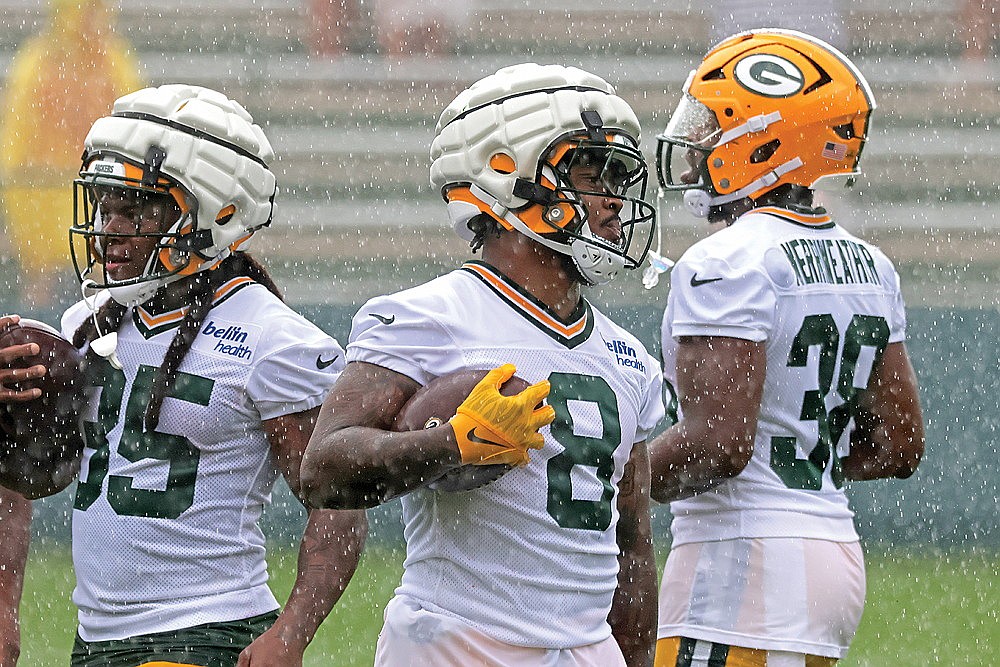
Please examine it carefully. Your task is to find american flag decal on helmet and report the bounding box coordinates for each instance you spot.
[822,141,848,160]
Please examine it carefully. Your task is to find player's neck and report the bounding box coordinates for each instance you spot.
[481,233,582,320]
[141,274,209,314]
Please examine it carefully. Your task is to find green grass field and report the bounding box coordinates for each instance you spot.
[17,546,997,666]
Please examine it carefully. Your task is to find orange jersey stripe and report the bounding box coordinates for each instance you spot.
[753,206,832,226]
[462,263,586,337]
[135,276,254,329]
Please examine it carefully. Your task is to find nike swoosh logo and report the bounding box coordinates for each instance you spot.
[690,275,723,287]
[316,354,339,369]
[466,428,506,449]
[370,313,395,325]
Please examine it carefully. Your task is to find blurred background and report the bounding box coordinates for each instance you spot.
[0,1,996,665]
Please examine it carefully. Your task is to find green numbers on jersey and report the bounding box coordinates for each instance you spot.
[545,372,621,532]
[770,314,889,490]
[74,359,213,518]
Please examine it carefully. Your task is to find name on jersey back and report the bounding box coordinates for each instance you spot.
[780,238,880,287]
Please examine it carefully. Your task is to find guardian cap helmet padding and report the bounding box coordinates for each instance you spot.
[71,84,276,305]
[656,29,876,219]
[430,63,655,285]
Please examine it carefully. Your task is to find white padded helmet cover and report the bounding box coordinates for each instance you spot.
[84,84,276,255]
[430,63,641,240]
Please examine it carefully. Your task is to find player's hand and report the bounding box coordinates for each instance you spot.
[236,624,305,667]
[0,314,45,403]
[449,364,555,466]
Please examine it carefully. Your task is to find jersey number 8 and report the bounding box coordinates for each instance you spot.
[545,372,621,532]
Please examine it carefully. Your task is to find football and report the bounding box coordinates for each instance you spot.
[393,369,530,492]
[0,318,87,440]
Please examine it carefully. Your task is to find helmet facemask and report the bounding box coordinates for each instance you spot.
[656,92,720,194]
[533,133,655,285]
[656,92,741,219]
[71,154,213,306]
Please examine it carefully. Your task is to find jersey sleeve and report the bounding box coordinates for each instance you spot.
[871,246,907,343]
[888,281,907,343]
[60,296,108,343]
[346,291,454,387]
[635,353,665,442]
[667,245,776,342]
[659,306,681,428]
[246,313,345,421]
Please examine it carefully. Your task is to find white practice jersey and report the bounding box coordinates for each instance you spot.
[61,278,345,642]
[348,261,664,649]
[661,207,906,546]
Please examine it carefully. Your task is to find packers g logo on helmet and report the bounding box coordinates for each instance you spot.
[733,54,805,98]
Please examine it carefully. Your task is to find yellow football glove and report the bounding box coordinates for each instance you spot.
[449,364,556,467]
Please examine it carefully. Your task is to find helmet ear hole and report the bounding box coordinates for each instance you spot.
[750,139,781,164]
[833,123,855,140]
[216,204,237,225]
[489,153,516,174]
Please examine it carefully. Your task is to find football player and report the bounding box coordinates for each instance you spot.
[1,85,367,666]
[647,30,925,666]
[301,63,664,666]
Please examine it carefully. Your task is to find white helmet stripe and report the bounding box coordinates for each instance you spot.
[710,157,805,206]
[716,111,783,146]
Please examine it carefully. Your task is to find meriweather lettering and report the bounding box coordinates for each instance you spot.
[834,240,857,283]
[780,238,881,287]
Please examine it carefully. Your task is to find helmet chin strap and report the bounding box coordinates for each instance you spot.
[104,250,179,307]
[80,279,122,370]
[101,214,217,307]
[469,183,576,254]
[683,189,714,219]
[684,157,805,218]
[569,223,625,285]
[467,184,621,286]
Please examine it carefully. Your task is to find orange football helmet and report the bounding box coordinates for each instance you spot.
[656,29,876,218]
